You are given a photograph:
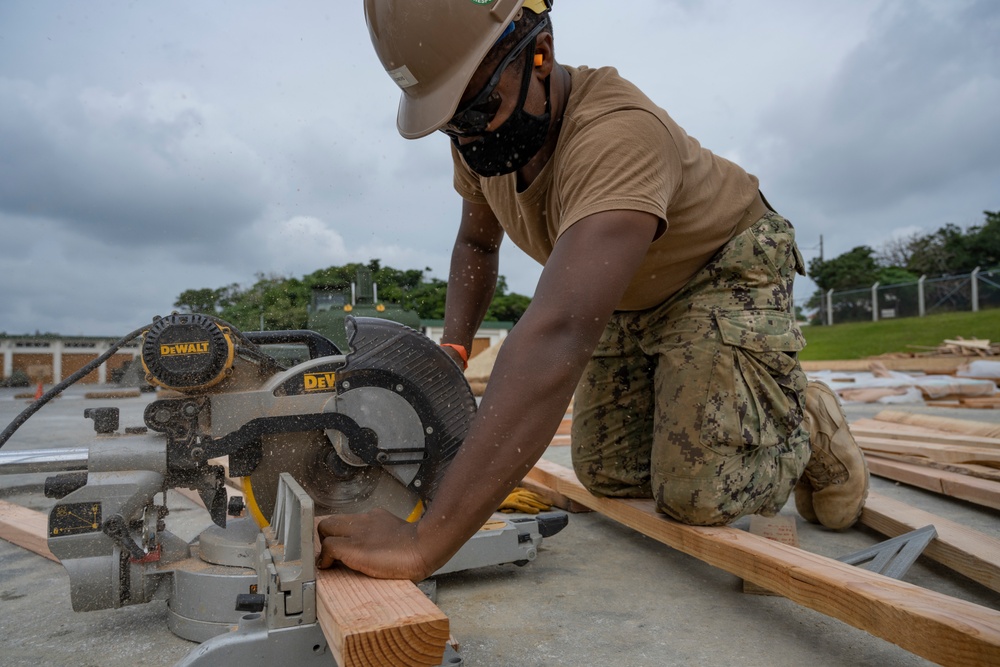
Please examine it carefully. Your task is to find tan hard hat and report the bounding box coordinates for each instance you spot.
[365,0,551,139]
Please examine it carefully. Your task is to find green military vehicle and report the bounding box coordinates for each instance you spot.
[307,267,423,353]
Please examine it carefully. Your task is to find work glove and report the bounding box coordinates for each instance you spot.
[498,487,552,514]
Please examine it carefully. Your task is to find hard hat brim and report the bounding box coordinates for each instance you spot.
[395,56,486,140]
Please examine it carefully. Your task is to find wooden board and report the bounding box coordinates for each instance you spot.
[856,435,1000,467]
[860,491,1000,594]
[864,451,1000,483]
[0,499,57,562]
[800,357,972,374]
[866,457,1000,511]
[526,459,1000,667]
[316,566,450,667]
[851,422,1000,451]
[874,411,1000,439]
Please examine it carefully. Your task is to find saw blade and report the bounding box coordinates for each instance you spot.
[245,430,421,524]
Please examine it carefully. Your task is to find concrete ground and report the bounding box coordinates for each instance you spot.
[0,385,998,667]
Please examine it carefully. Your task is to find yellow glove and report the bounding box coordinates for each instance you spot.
[498,487,552,514]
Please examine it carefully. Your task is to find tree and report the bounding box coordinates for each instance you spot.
[904,223,973,276]
[876,233,919,269]
[173,261,532,331]
[967,210,1000,270]
[484,276,531,323]
[808,246,880,292]
[174,288,224,314]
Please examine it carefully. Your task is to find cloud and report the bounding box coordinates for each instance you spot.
[0,78,272,248]
[2,0,998,337]
[757,0,1000,217]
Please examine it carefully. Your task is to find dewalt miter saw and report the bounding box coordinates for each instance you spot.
[0,314,566,667]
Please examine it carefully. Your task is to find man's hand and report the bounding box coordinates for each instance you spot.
[316,509,435,581]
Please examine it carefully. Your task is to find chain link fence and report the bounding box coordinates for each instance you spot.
[800,267,1000,325]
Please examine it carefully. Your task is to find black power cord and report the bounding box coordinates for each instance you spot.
[0,324,149,450]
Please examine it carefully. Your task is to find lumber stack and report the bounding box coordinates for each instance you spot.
[854,411,1000,511]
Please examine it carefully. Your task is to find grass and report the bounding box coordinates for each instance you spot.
[798,308,1000,361]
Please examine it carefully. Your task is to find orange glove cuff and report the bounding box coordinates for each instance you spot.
[440,343,469,370]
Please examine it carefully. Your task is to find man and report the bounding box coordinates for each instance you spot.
[318,0,868,580]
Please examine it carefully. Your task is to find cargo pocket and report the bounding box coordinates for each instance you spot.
[699,311,806,456]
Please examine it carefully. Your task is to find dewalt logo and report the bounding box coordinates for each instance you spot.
[304,372,337,392]
[160,342,210,357]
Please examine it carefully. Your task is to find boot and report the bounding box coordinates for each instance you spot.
[795,381,869,529]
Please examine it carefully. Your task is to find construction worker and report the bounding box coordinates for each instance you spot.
[318,0,869,579]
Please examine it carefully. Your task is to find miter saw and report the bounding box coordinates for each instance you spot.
[0,313,567,667]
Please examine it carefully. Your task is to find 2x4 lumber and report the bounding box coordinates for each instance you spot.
[856,435,1000,467]
[316,564,451,667]
[526,459,1000,667]
[800,358,970,374]
[874,410,1000,439]
[866,457,1000,511]
[860,491,1000,594]
[851,422,1000,451]
[864,451,1000,483]
[0,499,57,562]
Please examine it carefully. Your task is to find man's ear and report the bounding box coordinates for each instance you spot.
[534,32,555,77]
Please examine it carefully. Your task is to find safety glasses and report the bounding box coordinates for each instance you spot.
[441,17,549,137]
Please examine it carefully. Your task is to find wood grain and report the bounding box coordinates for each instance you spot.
[316,567,450,667]
[861,491,1000,594]
[526,459,1000,667]
[0,499,57,562]
[866,457,1000,511]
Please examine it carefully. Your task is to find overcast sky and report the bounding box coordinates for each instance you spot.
[1,0,998,336]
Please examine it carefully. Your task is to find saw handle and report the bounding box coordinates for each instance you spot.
[243,330,342,359]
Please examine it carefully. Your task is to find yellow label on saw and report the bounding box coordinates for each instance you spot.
[479,519,507,532]
[303,371,337,392]
[160,341,210,356]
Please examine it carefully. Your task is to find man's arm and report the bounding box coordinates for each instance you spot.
[440,200,505,358]
[318,209,659,580]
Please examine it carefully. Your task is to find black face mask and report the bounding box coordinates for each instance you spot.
[452,48,551,178]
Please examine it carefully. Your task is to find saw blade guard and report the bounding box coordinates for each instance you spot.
[245,316,477,523]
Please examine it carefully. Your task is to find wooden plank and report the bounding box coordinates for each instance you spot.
[316,566,451,667]
[526,459,1000,667]
[860,491,1000,594]
[867,458,1000,511]
[800,357,971,374]
[851,423,1000,451]
[927,400,1000,410]
[944,339,992,351]
[864,451,1000,483]
[0,499,58,562]
[851,417,950,436]
[856,435,1000,467]
[874,410,1000,439]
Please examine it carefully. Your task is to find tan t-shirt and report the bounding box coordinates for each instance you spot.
[452,65,761,311]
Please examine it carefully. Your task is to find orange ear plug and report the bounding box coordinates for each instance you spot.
[534,53,543,67]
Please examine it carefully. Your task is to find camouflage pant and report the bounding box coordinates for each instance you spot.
[572,212,811,525]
